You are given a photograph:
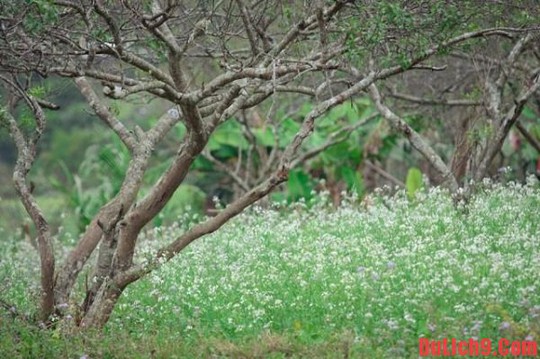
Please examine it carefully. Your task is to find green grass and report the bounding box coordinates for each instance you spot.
[0,194,81,240]
[1,179,539,358]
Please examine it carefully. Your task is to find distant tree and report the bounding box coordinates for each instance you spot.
[0,0,538,329]
[368,15,540,189]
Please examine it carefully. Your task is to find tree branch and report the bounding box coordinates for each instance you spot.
[235,0,259,56]
[516,122,540,153]
[388,91,483,107]
[115,65,384,288]
[368,83,459,191]
[290,112,378,168]
[74,77,137,152]
[365,160,406,188]
[475,68,540,180]
[0,83,55,321]
[203,150,250,192]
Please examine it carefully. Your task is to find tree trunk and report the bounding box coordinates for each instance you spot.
[450,116,473,186]
[80,278,125,329]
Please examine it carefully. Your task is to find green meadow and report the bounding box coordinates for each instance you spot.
[1,180,539,358]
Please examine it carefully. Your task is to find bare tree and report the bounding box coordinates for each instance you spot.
[369,27,540,191]
[0,0,538,329]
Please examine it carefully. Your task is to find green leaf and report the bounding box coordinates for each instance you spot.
[522,106,536,120]
[406,167,424,200]
[287,169,313,202]
[208,120,249,150]
[339,166,364,195]
[253,127,275,147]
[279,118,301,147]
